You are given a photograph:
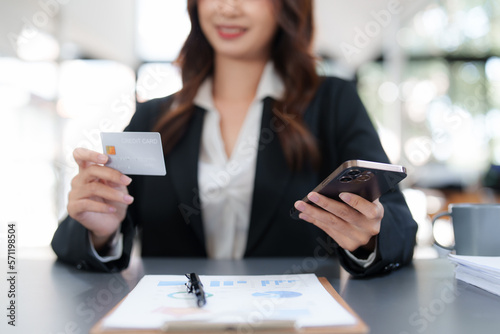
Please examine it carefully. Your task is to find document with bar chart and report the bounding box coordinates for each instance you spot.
[100,274,358,331]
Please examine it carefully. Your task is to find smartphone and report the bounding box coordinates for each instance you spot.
[290,160,407,219]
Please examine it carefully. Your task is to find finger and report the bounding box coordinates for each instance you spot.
[73,147,108,170]
[294,200,352,235]
[297,208,368,252]
[306,192,363,223]
[339,193,384,221]
[80,164,132,187]
[72,181,134,205]
[294,200,375,251]
[335,193,383,236]
[68,198,118,217]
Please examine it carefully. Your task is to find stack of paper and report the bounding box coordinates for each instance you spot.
[448,254,500,296]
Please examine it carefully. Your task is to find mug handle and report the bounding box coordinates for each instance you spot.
[431,211,454,250]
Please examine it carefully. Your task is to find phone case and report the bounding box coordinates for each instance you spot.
[290,160,407,219]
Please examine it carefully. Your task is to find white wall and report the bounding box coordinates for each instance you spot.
[0,0,136,66]
[59,0,136,66]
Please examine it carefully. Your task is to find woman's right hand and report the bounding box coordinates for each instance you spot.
[67,148,134,250]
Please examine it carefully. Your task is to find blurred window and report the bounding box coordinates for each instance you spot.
[0,2,190,248]
[357,0,500,187]
[136,0,190,62]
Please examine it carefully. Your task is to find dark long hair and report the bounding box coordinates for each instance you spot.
[153,0,320,170]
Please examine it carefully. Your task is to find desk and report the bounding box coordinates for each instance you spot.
[3,252,500,334]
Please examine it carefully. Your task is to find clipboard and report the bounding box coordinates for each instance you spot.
[90,277,368,334]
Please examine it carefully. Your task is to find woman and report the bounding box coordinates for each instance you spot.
[52,0,417,277]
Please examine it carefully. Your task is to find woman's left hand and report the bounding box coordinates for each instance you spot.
[294,192,384,252]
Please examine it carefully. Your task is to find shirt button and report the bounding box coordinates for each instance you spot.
[76,261,87,270]
[384,263,395,271]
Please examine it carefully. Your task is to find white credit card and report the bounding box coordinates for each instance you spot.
[100,132,166,176]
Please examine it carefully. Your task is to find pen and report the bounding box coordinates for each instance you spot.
[185,272,206,307]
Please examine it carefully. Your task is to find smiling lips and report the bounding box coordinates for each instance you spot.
[216,25,247,39]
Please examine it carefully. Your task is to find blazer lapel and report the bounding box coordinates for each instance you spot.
[246,97,292,254]
[166,107,206,249]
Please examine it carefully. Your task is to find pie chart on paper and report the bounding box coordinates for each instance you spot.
[252,291,302,298]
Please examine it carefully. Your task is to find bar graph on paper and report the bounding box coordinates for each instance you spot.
[209,280,248,287]
[157,279,300,290]
[206,279,299,288]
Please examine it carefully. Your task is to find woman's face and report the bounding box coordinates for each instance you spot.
[197,0,278,62]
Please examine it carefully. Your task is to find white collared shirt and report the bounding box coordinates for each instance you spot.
[193,62,284,259]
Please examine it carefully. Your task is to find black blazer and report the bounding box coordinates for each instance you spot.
[51,77,417,277]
